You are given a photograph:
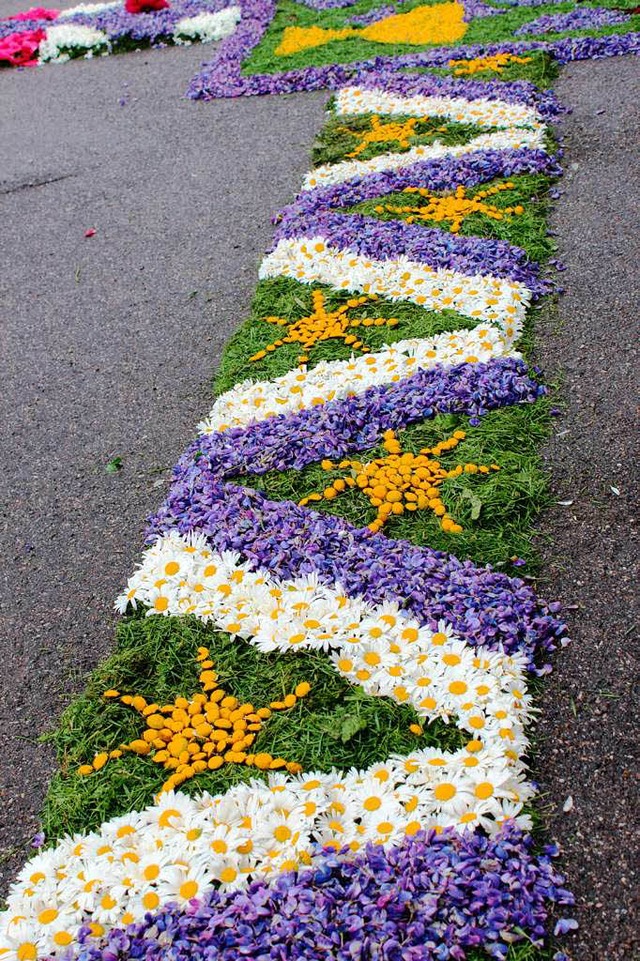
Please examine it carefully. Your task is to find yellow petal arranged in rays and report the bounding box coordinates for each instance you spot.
[275,3,467,58]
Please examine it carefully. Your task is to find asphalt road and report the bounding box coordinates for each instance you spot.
[0,37,327,884]
[0,23,638,961]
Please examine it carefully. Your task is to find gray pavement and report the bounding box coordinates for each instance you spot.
[0,41,327,885]
[535,56,639,961]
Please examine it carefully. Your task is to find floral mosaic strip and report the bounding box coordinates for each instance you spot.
[0,28,597,959]
[119,531,533,755]
[0,0,241,63]
[333,67,563,115]
[301,126,547,190]
[332,83,546,130]
[68,825,575,961]
[260,239,531,333]
[187,7,640,100]
[155,358,543,483]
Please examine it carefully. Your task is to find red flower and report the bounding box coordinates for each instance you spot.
[0,27,45,66]
[124,0,170,13]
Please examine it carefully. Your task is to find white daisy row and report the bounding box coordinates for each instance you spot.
[260,237,530,333]
[37,7,240,64]
[302,125,547,190]
[334,84,545,132]
[174,7,241,45]
[118,531,532,754]
[198,322,519,433]
[1,748,532,961]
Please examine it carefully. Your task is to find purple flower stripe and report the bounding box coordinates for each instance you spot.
[515,5,630,37]
[0,0,235,41]
[149,478,567,671]
[186,0,640,102]
[463,0,504,20]
[273,211,551,293]
[170,359,545,480]
[275,145,560,236]
[349,68,561,115]
[295,0,357,10]
[68,824,575,961]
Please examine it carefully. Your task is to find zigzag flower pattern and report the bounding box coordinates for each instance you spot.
[0,56,591,961]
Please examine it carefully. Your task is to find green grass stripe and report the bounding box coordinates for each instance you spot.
[214,277,481,396]
[42,615,464,842]
[312,113,486,168]
[237,401,552,571]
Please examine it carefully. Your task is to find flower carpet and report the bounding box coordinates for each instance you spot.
[0,2,637,960]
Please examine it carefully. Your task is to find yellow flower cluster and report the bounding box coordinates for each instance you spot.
[78,647,308,793]
[299,429,500,534]
[275,4,467,58]
[376,183,525,234]
[343,115,423,159]
[447,52,533,77]
[250,288,399,366]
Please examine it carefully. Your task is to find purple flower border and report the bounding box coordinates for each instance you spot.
[186,0,640,102]
[514,5,630,38]
[159,358,545,481]
[273,209,552,292]
[68,824,574,961]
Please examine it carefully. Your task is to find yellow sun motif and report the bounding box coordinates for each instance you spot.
[78,647,308,794]
[250,289,399,366]
[448,52,533,77]
[375,183,525,234]
[342,115,421,158]
[299,429,500,534]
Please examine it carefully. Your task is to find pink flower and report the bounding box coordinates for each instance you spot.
[4,7,59,21]
[0,27,45,66]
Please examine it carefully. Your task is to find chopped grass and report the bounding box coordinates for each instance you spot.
[237,400,552,571]
[42,614,463,841]
[312,113,485,167]
[213,276,479,395]
[352,172,555,262]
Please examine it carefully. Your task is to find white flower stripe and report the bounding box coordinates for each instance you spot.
[118,531,532,757]
[1,748,533,961]
[173,7,241,45]
[38,24,110,63]
[259,237,530,333]
[57,2,120,18]
[198,323,519,433]
[334,85,544,132]
[302,126,547,190]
